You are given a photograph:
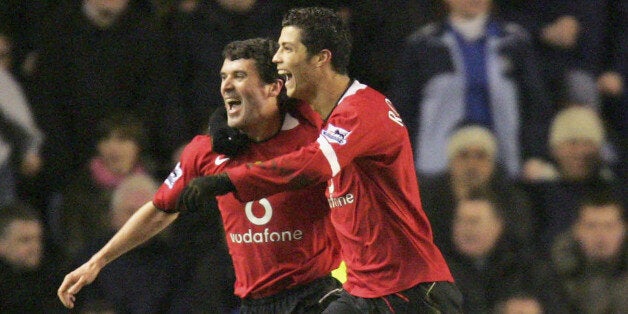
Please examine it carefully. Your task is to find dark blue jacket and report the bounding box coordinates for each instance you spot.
[390,17,553,177]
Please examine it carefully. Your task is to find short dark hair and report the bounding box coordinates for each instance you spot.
[464,187,505,220]
[578,186,625,222]
[95,112,147,150]
[281,7,352,74]
[222,38,280,84]
[0,202,41,239]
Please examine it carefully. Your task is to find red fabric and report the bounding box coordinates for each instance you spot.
[154,102,340,298]
[227,81,453,297]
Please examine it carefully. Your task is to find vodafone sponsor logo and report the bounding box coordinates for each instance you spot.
[229,228,303,244]
[229,198,303,244]
[328,193,355,209]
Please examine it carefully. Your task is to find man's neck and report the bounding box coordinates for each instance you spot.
[309,73,351,120]
[245,112,284,142]
[449,13,489,41]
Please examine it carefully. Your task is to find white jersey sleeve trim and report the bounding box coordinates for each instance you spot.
[317,135,341,176]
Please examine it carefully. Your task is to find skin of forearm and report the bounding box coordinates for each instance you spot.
[89,201,178,268]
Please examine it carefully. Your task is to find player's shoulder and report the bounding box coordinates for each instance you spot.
[188,134,213,148]
[339,80,387,108]
[180,135,214,158]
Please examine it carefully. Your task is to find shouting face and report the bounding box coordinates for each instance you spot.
[220,58,281,137]
[273,26,319,101]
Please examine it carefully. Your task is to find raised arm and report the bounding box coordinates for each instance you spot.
[57,201,178,309]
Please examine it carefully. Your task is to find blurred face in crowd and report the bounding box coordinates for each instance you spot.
[450,145,495,191]
[453,199,503,259]
[84,0,129,27]
[110,192,149,230]
[274,26,319,101]
[0,219,43,270]
[573,204,625,262]
[220,58,281,138]
[445,0,492,19]
[216,0,256,14]
[0,34,12,69]
[97,132,140,176]
[552,138,600,181]
[497,297,544,314]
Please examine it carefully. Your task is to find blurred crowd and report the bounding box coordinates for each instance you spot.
[0,0,625,313]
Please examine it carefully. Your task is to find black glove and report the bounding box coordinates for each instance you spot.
[208,106,250,157]
[177,173,236,212]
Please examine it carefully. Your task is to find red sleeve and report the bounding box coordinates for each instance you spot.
[226,143,332,202]
[153,136,212,212]
[227,86,402,202]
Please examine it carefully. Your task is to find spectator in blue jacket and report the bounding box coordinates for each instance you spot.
[389,0,553,179]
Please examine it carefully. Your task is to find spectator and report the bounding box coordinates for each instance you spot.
[58,112,154,259]
[497,0,625,183]
[421,123,534,254]
[493,294,544,314]
[72,174,214,313]
[344,0,442,93]
[0,1,60,79]
[446,190,568,313]
[521,105,623,250]
[0,202,67,313]
[26,0,181,206]
[0,31,44,207]
[389,0,553,178]
[550,190,627,313]
[600,0,627,185]
[527,1,612,108]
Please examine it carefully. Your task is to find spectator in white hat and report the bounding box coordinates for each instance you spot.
[522,105,624,253]
[420,123,534,255]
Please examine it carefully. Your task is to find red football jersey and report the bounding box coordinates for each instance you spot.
[227,81,454,297]
[154,102,340,298]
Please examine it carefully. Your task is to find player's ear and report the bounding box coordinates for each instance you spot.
[314,49,332,68]
[267,78,283,97]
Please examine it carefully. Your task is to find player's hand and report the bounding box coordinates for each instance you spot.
[177,173,235,212]
[57,260,102,308]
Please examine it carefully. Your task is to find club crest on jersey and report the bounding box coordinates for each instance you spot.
[164,162,183,188]
[322,124,351,145]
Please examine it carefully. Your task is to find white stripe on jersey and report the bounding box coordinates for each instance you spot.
[317,135,341,176]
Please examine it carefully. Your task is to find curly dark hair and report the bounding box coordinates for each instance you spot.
[222,38,280,84]
[281,7,352,74]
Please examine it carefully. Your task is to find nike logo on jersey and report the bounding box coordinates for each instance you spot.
[215,156,230,165]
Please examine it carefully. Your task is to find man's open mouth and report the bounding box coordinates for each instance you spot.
[278,70,292,83]
[225,98,242,111]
